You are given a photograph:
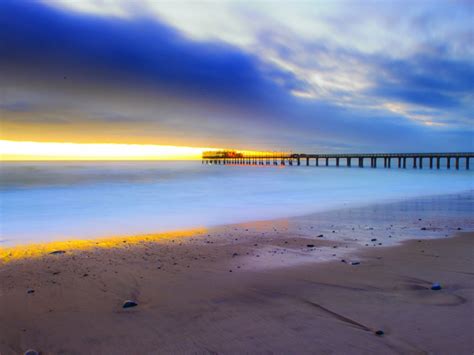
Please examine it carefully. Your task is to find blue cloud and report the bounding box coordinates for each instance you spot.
[370,51,474,109]
[0,0,472,152]
[0,0,298,107]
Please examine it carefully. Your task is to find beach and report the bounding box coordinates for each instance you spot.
[1,194,473,354]
[2,1,474,353]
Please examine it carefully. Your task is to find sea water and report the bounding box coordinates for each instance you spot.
[0,161,472,246]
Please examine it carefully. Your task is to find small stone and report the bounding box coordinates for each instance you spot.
[24,350,39,355]
[431,282,442,291]
[232,253,238,257]
[123,300,138,308]
[317,234,324,238]
[421,227,427,230]
[351,261,360,265]
[27,289,35,294]
[457,227,462,230]
[49,250,66,255]
[341,259,346,263]
[371,238,377,242]
[306,244,315,248]
[375,330,384,336]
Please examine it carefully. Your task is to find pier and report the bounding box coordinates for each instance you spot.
[202,151,473,170]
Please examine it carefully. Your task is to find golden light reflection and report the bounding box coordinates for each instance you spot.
[0,140,218,161]
[0,227,208,263]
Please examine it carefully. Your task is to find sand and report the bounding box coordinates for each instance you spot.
[0,198,473,354]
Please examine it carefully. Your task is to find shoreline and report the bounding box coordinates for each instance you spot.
[1,191,473,264]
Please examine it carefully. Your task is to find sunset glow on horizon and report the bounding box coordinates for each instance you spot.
[0,140,220,161]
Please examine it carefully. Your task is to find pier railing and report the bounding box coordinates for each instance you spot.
[202,151,474,170]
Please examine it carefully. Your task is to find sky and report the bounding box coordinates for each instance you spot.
[0,0,473,159]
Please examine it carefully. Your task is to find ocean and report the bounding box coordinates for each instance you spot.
[1,161,473,246]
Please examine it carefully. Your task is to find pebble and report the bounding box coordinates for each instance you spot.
[375,330,384,336]
[24,350,39,355]
[431,282,442,291]
[49,250,66,255]
[123,300,138,308]
[371,238,377,242]
[306,244,315,248]
[27,289,35,294]
[317,234,324,238]
[351,261,360,265]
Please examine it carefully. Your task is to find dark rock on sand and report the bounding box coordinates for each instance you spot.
[232,253,238,257]
[431,282,442,291]
[123,300,138,308]
[375,330,384,336]
[27,289,35,294]
[49,250,66,255]
[317,234,324,238]
[371,238,377,242]
[24,350,39,355]
[306,244,315,248]
[421,227,427,230]
[351,261,360,265]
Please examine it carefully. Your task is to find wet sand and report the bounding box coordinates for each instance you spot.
[0,197,473,354]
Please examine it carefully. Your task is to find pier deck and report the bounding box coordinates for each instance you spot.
[202,151,473,170]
